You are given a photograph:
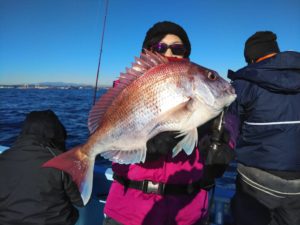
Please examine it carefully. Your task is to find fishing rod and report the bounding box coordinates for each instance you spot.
[202,109,227,225]
[93,0,109,105]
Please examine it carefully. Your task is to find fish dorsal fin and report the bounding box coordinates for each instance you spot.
[88,50,168,134]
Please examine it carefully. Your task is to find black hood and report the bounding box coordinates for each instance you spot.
[19,110,67,150]
[228,51,300,93]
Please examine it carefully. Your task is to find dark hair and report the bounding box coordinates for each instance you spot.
[244,31,280,64]
[142,21,191,58]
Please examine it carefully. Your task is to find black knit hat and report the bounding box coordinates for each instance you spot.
[244,31,280,63]
[142,21,191,58]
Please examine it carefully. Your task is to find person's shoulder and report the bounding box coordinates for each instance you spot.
[280,50,300,56]
[227,64,254,80]
[268,51,300,70]
[277,51,300,61]
[231,79,252,92]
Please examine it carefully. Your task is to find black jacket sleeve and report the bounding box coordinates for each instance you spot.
[145,131,184,161]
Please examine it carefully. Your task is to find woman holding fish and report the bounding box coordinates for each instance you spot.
[101,21,236,225]
[43,20,236,225]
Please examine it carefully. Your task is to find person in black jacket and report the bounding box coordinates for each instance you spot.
[228,31,300,225]
[0,110,83,225]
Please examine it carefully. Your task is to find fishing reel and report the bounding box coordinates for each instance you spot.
[203,108,234,178]
[206,110,226,165]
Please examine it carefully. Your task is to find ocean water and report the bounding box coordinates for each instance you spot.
[0,88,107,149]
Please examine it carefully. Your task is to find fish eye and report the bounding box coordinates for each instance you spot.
[207,71,217,81]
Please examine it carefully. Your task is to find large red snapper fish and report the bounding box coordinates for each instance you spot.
[43,50,236,205]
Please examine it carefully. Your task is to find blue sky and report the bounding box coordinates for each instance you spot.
[1,0,299,86]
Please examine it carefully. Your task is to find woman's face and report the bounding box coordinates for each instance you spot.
[155,34,186,58]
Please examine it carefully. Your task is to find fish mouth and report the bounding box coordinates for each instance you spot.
[224,85,236,95]
[212,92,237,110]
[225,94,237,106]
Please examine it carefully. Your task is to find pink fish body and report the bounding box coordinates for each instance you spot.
[43,51,236,205]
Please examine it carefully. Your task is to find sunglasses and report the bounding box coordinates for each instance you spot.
[151,43,186,56]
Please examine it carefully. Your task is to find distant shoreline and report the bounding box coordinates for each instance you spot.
[0,84,110,90]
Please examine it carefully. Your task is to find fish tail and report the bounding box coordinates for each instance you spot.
[42,145,94,205]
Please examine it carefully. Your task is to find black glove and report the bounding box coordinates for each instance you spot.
[199,129,234,159]
[145,131,184,162]
[198,114,235,179]
[199,133,235,182]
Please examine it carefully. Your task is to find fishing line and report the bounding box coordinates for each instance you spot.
[93,0,109,105]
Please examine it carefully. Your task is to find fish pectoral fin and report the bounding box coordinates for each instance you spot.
[101,146,147,164]
[148,100,195,137]
[155,98,197,126]
[172,128,198,157]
